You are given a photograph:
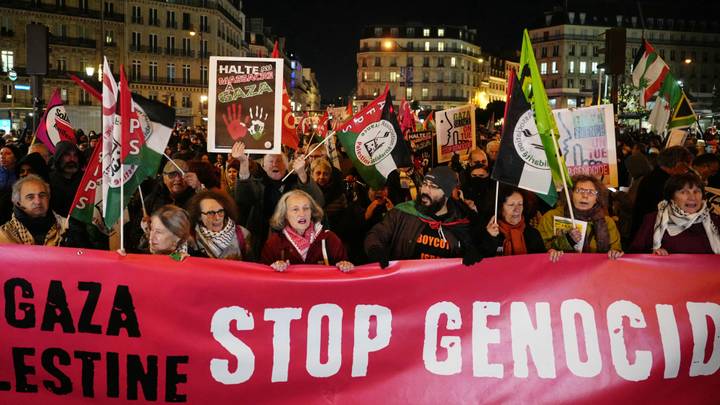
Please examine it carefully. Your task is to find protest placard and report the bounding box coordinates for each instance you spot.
[435,104,476,163]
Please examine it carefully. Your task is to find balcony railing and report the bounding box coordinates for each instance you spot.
[49,35,96,48]
[0,28,15,37]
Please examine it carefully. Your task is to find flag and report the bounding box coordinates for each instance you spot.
[119,68,146,164]
[422,110,434,131]
[346,99,353,117]
[101,59,175,228]
[271,40,299,149]
[519,29,571,191]
[492,70,557,205]
[632,39,669,107]
[398,99,415,136]
[336,89,412,189]
[34,88,75,153]
[647,72,696,132]
[317,111,330,138]
[68,135,110,234]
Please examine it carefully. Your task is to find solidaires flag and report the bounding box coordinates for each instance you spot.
[492,70,557,205]
[519,29,571,191]
[337,89,412,189]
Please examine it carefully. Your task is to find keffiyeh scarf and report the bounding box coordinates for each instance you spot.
[283,222,322,261]
[652,200,720,254]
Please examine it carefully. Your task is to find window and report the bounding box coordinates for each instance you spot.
[57,58,67,71]
[406,87,412,99]
[149,8,158,25]
[60,88,67,102]
[591,62,598,74]
[551,61,558,74]
[552,45,559,57]
[105,30,113,44]
[362,71,367,81]
[131,60,141,81]
[580,45,587,56]
[421,88,428,98]
[436,88,443,97]
[569,44,575,56]
[1,50,14,72]
[182,64,190,83]
[390,27,398,36]
[149,33,158,52]
[166,36,175,53]
[390,71,399,82]
[374,57,381,67]
[167,64,175,83]
[438,28,444,37]
[182,95,191,108]
[450,57,456,67]
[569,60,574,73]
[373,71,380,81]
[149,61,158,81]
[541,47,547,57]
[132,32,141,49]
[438,42,444,52]
[579,61,587,74]
[374,27,382,36]
[592,46,599,57]
[422,72,429,82]
[423,28,430,37]
[670,50,675,61]
[540,62,547,75]
[580,79,586,89]
[423,57,429,67]
[200,15,209,32]
[406,27,415,37]
[424,41,430,51]
[567,78,574,88]
[132,5,142,23]
[182,38,191,55]
[166,11,176,28]
[437,57,444,67]
[407,56,413,66]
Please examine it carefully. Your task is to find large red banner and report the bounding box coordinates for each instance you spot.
[0,245,719,404]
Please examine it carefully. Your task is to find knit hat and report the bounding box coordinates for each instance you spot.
[424,165,458,197]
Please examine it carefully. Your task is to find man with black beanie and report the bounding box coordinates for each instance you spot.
[365,165,482,268]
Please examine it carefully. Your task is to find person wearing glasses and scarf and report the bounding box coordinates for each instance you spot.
[538,174,623,261]
[187,190,252,260]
[630,172,720,255]
[261,190,352,272]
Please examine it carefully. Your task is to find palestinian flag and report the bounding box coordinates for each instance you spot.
[101,60,175,228]
[492,70,557,205]
[336,89,412,189]
[632,39,669,107]
[648,71,696,133]
[68,136,110,234]
[34,88,75,153]
[519,29,571,192]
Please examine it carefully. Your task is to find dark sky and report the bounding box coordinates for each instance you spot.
[242,0,714,103]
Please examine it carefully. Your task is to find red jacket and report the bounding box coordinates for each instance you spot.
[261,229,348,265]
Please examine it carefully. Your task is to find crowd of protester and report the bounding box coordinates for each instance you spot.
[1,122,719,271]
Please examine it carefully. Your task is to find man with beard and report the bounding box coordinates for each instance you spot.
[48,141,84,217]
[230,141,324,258]
[365,165,482,268]
[0,175,64,245]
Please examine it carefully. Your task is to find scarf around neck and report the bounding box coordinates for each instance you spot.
[498,218,527,256]
[7,206,61,246]
[195,218,241,259]
[652,200,720,253]
[283,222,321,261]
[567,204,610,253]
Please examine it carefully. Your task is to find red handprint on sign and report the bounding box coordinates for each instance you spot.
[222,103,251,141]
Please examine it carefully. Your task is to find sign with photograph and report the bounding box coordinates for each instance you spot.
[553,104,618,187]
[435,105,476,163]
[208,57,283,154]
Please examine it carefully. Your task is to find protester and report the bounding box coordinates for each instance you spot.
[480,186,548,257]
[147,204,192,260]
[691,153,720,184]
[221,159,240,194]
[538,175,623,260]
[0,144,20,193]
[187,190,252,260]
[459,148,494,216]
[631,146,693,238]
[230,141,324,257]
[0,175,64,246]
[631,172,720,255]
[365,165,482,267]
[485,140,500,168]
[261,190,352,272]
[27,143,51,164]
[48,141,84,217]
[16,152,50,181]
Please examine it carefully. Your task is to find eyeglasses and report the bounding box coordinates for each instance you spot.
[421,180,440,190]
[201,209,225,217]
[163,171,182,179]
[573,188,598,196]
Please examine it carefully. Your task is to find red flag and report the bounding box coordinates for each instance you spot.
[119,66,145,162]
[398,99,415,135]
[316,111,329,138]
[422,110,434,130]
[281,85,299,149]
[346,99,353,117]
[33,88,75,153]
[271,40,279,58]
[70,74,102,101]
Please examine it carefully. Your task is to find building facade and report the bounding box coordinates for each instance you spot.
[529,8,720,110]
[355,24,492,111]
[0,0,247,130]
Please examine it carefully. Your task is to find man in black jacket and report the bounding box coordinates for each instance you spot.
[365,165,482,268]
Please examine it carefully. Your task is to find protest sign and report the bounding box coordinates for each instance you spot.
[207,57,283,154]
[553,216,588,252]
[435,105,476,163]
[408,130,434,168]
[1,246,719,404]
[553,104,618,186]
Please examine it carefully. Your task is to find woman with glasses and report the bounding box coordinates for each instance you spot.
[261,190,353,272]
[630,172,720,255]
[538,174,623,261]
[186,190,252,260]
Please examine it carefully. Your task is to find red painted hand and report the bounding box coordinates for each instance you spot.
[222,103,251,141]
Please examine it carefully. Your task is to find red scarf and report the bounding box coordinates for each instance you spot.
[498,218,527,256]
[283,223,320,261]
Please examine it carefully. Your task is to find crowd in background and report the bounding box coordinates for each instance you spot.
[1,121,719,271]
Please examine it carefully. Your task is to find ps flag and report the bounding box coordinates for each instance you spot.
[337,89,412,189]
[34,88,75,153]
[492,70,557,204]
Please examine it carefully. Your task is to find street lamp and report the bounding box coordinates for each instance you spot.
[85,65,95,77]
[684,58,692,64]
[381,39,411,99]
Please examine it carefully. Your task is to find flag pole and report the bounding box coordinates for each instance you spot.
[281,131,336,182]
[138,186,148,218]
[550,128,575,223]
[494,180,499,224]
[162,152,186,176]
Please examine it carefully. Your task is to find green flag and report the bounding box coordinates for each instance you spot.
[519,29,571,198]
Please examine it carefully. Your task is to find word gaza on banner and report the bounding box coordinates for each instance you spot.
[207,57,283,154]
[553,104,618,186]
[435,104,476,163]
[0,246,719,404]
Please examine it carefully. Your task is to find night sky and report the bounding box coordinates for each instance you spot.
[242,0,714,103]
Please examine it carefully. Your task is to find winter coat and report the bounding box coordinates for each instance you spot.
[261,228,347,265]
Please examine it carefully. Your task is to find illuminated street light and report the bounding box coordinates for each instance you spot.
[684,58,692,64]
[85,66,95,77]
[478,58,484,63]
[382,40,394,50]
[677,80,683,87]
[200,95,208,103]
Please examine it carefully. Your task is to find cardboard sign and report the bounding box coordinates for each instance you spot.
[208,57,283,154]
[435,104,476,163]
